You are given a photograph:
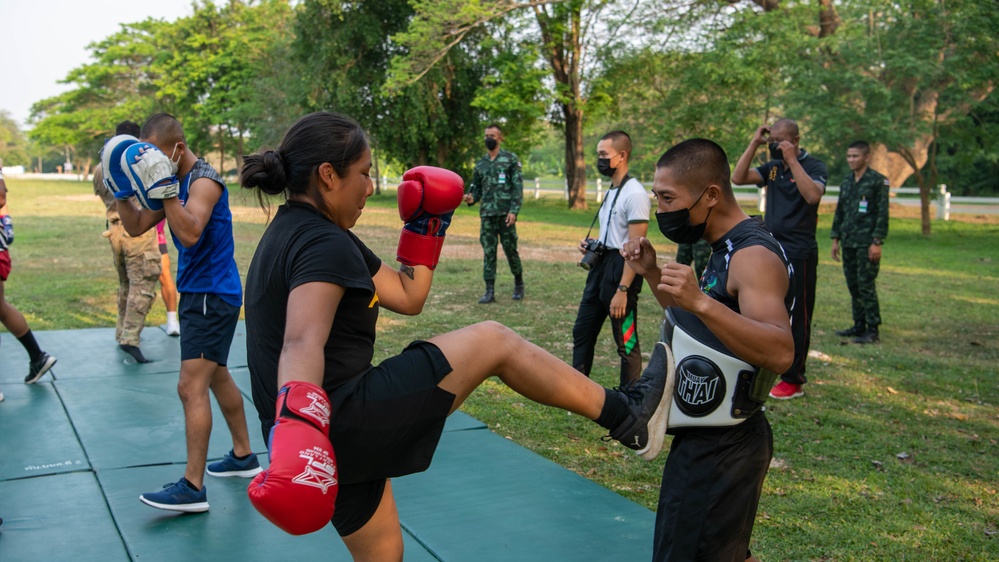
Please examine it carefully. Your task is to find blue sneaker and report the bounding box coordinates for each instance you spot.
[139,477,209,513]
[206,449,263,478]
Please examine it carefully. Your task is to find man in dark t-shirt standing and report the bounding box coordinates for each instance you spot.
[732,118,827,400]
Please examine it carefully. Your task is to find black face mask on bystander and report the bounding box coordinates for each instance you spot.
[768,142,783,162]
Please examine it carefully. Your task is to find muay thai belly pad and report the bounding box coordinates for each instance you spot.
[659,307,778,431]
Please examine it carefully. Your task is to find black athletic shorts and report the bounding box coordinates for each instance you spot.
[178,292,240,365]
[258,340,455,537]
[653,412,773,562]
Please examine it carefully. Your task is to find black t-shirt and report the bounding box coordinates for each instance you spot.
[755,150,828,258]
[246,201,382,420]
[701,217,794,317]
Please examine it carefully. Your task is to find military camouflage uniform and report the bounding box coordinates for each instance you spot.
[675,239,712,280]
[94,165,161,346]
[467,149,524,281]
[830,167,889,329]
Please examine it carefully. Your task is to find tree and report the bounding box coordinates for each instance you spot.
[294,0,502,183]
[0,111,31,167]
[934,94,999,196]
[29,1,299,176]
[29,19,167,175]
[386,0,651,209]
[156,0,298,172]
[725,0,999,234]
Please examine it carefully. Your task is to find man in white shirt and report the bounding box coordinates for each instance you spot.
[572,131,651,386]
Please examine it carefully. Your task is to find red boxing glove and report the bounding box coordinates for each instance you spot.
[248,381,337,535]
[397,166,464,270]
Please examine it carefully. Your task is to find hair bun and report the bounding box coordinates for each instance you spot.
[241,149,287,195]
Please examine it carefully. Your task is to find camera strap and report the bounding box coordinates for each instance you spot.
[584,178,625,244]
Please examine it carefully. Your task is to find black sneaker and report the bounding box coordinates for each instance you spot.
[835,323,865,337]
[607,342,675,461]
[25,352,57,384]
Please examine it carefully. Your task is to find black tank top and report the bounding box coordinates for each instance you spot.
[700,217,794,316]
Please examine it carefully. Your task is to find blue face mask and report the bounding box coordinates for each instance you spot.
[655,188,711,244]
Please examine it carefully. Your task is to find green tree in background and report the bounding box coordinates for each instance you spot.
[157,0,297,173]
[29,19,166,175]
[294,0,502,184]
[934,94,999,197]
[723,0,999,235]
[386,0,653,210]
[590,0,998,234]
[0,111,31,167]
[29,1,299,176]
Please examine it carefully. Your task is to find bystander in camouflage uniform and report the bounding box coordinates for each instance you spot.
[94,164,161,362]
[675,239,712,279]
[830,141,889,344]
[467,125,525,303]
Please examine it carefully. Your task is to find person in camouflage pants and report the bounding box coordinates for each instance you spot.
[94,121,161,363]
[675,239,712,280]
[830,140,889,344]
[464,123,524,303]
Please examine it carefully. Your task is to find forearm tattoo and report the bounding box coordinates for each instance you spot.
[400,264,415,280]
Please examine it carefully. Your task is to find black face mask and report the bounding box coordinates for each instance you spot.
[485,137,498,151]
[596,157,615,178]
[656,188,712,244]
[768,142,783,161]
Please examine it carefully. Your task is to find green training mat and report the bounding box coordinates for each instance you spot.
[0,382,90,481]
[98,464,438,562]
[56,373,267,470]
[0,472,131,561]
[393,427,655,561]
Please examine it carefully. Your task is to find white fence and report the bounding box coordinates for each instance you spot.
[6,171,994,219]
[374,176,996,219]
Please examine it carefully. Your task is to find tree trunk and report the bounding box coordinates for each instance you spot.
[564,103,587,210]
[895,145,935,235]
[373,146,382,196]
[870,132,935,235]
[218,127,226,176]
[237,130,245,175]
[533,3,587,210]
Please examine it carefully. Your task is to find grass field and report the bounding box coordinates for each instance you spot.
[3,178,997,561]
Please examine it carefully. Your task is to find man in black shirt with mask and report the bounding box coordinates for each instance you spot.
[732,119,827,400]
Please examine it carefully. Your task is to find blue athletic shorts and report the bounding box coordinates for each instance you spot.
[179,292,240,365]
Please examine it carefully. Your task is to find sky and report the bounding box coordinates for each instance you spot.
[1,0,195,129]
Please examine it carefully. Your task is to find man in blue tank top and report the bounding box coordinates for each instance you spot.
[622,139,794,561]
[117,114,260,513]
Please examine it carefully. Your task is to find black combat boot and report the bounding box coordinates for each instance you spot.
[512,275,525,300]
[835,322,866,337]
[478,281,495,304]
[852,325,880,344]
